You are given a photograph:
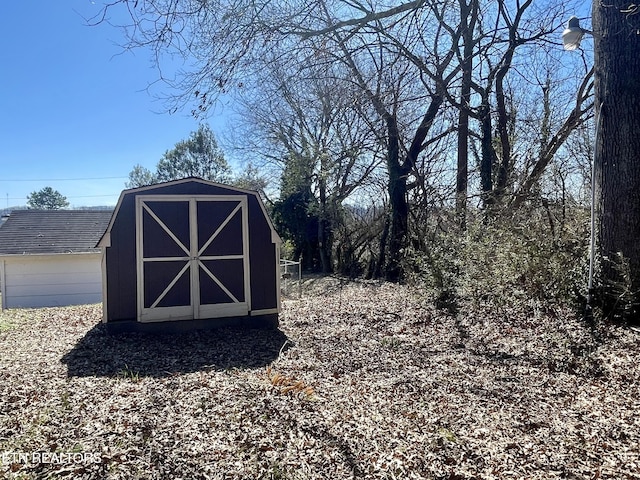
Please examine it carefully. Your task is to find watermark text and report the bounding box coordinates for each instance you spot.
[2,451,101,465]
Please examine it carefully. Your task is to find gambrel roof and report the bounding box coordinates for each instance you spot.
[97,177,280,248]
[0,210,112,255]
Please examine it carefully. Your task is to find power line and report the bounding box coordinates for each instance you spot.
[6,194,120,201]
[68,194,121,199]
[0,176,127,182]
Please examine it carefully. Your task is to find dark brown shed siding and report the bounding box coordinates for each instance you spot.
[247,194,279,311]
[103,179,280,325]
[106,193,137,321]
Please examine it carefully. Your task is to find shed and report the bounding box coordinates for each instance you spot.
[0,210,112,309]
[98,178,281,332]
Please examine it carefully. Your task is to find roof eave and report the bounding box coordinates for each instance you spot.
[0,251,102,258]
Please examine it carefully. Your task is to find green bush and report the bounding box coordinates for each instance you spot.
[407,207,589,310]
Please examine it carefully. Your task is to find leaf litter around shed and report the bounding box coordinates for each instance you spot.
[0,280,639,479]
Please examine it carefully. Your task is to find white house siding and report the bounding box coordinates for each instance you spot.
[0,254,103,309]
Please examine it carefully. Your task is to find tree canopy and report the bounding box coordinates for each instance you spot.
[96,0,611,313]
[126,124,231,188]
[26,187,69,210]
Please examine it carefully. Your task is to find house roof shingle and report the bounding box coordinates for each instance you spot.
[0,210,113,255]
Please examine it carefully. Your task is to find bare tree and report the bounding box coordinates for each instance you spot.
[314,0,463,280]
[233,54,383,272]
[91,0,596,284]
[91,0,437,114]
[434,0,590,211]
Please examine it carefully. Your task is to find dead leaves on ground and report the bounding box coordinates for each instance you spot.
[0,281,639,479]
[265,365,316,400]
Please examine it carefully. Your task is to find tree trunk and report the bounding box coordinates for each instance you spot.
[479,103,496,207]
[457,108,469,228]
[593,0,640,321]
[385,115,409,282]
[317,162,334,274]
[374,214,390,279]
[456,0,474,230]
[494,65,513,201]
[317,210,333,274]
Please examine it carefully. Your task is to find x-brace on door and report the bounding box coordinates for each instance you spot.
[136,195,250,322]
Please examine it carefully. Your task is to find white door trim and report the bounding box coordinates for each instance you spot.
[136,194,250,323]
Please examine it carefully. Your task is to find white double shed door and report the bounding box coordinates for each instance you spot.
[135,195,250,323]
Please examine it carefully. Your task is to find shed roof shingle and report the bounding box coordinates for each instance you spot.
[0,210,112,255]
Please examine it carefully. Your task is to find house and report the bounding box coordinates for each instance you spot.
[98,178,282,332]
[0,210,112,309]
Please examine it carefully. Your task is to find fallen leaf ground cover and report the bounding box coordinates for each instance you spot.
[0,279,639,479]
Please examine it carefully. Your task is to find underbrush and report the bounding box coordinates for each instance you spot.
[404,208,612,379]
[407,207,590,314]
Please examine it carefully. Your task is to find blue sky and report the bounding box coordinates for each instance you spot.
[0,1,229,208]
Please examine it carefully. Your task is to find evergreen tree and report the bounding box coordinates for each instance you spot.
[272,154,320,270]
[126,124,231,188]
[26,187,69,210]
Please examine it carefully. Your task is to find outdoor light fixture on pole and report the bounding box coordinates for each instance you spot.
[562,16,592,50]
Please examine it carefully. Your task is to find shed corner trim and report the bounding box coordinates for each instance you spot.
[97,232,111,248]
[251,308,280,316]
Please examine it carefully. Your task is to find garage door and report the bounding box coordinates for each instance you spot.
[136,195,250,322]
[1,255,102,309]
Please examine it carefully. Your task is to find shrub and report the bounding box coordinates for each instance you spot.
[407,206,590,311]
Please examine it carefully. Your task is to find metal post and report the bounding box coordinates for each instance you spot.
[588,103,603,308]
[298,256,303,298]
